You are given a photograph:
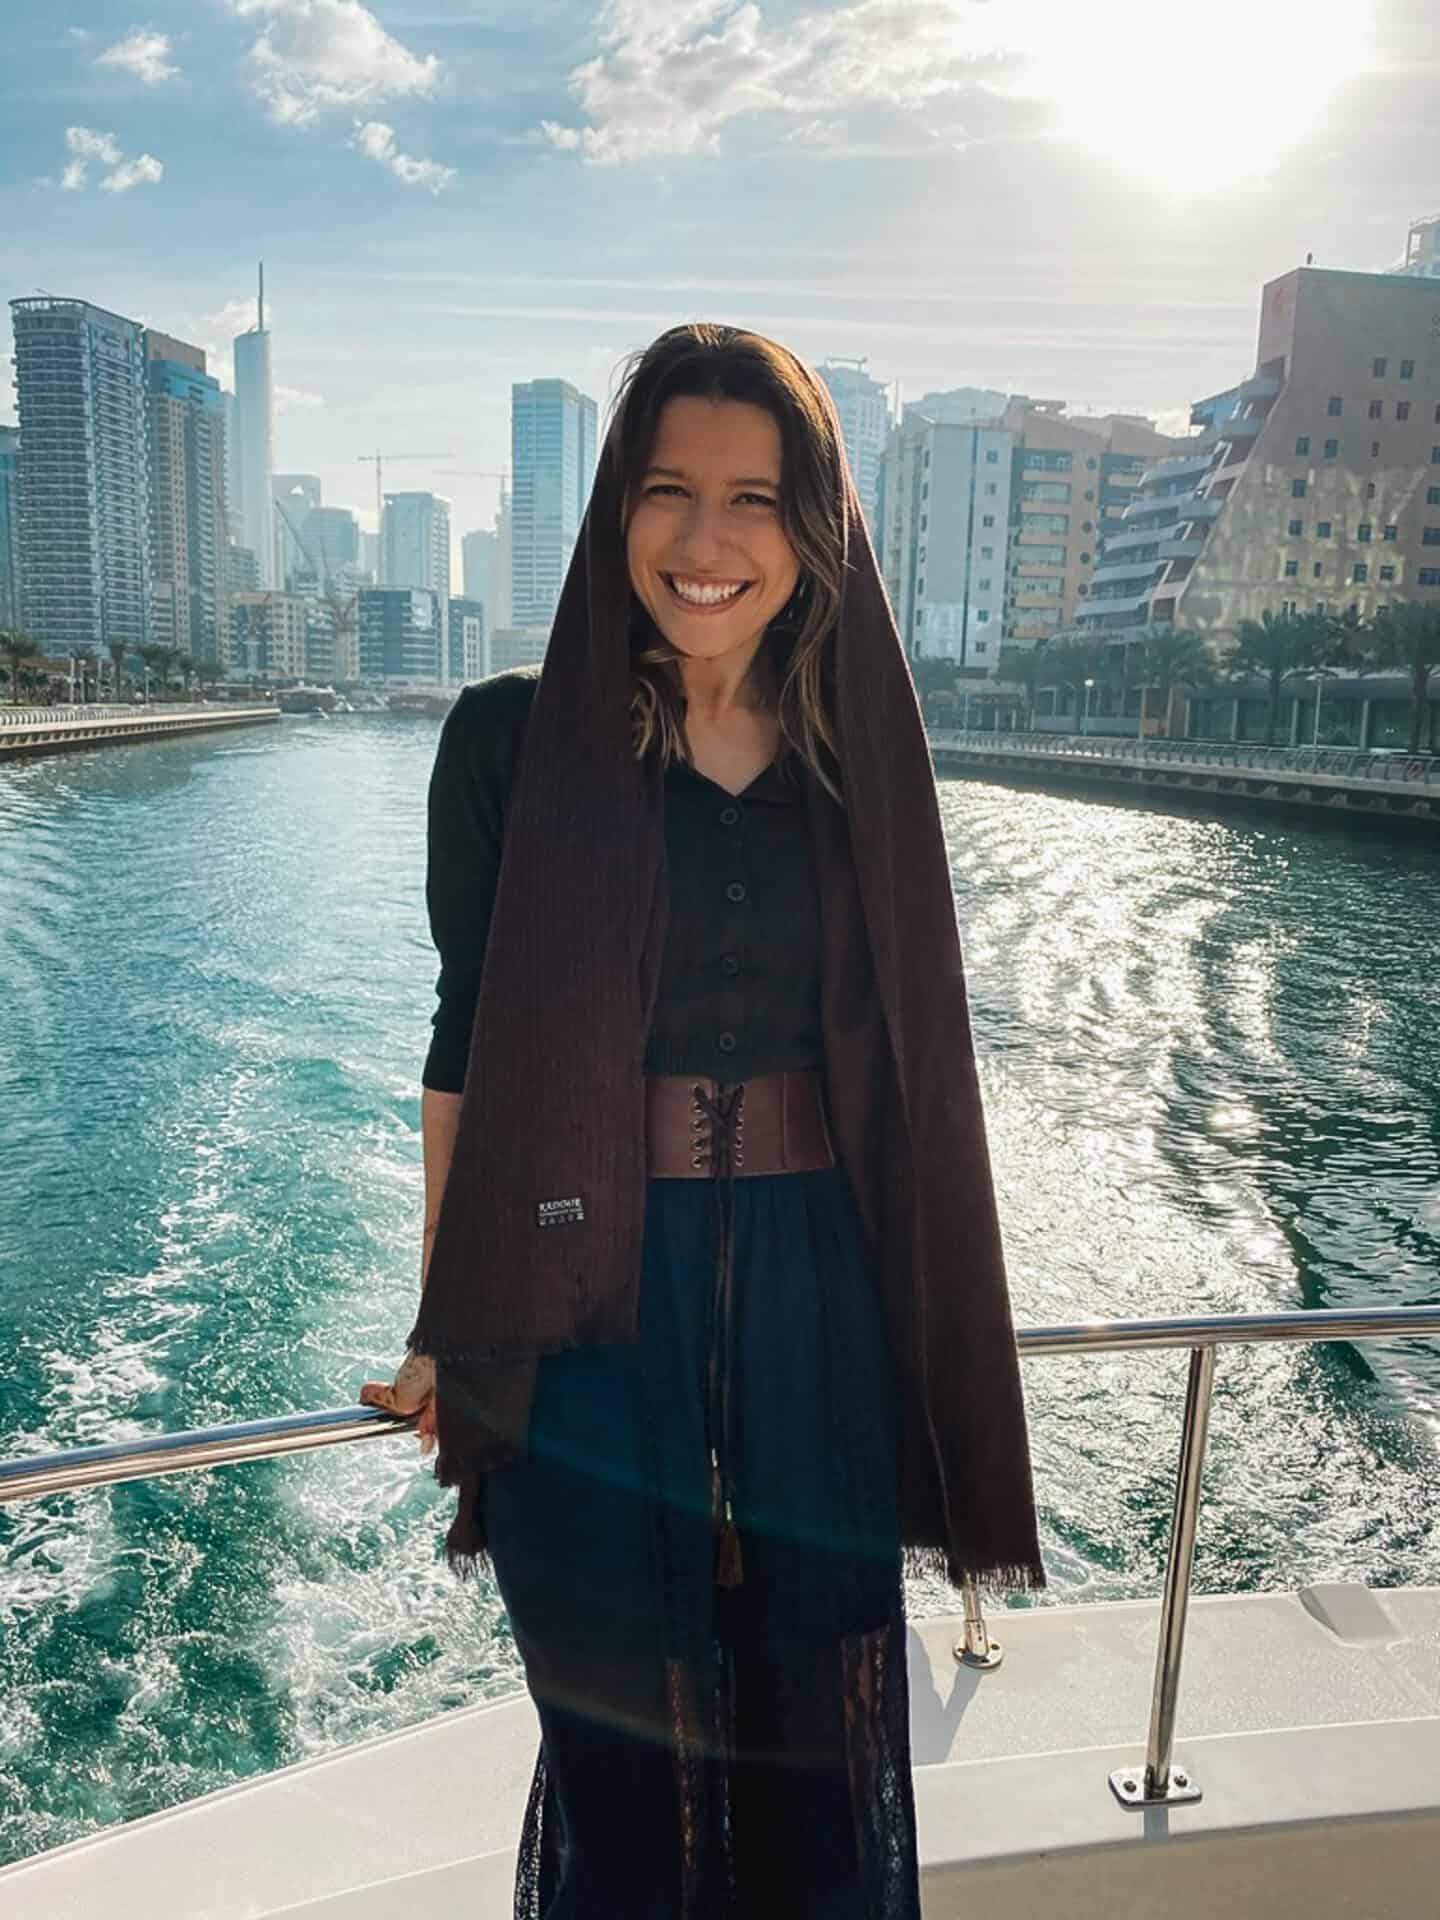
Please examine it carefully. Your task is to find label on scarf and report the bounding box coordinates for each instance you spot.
[536,1195,585,1228]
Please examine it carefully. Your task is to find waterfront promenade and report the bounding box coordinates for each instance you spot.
[0,703,280,761]
[929,729,1440,833]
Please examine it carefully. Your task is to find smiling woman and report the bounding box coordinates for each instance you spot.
[626,396,800,639]
[1015,0,1373,187]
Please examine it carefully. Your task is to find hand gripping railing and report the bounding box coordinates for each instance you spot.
[3,1305,1439,1810]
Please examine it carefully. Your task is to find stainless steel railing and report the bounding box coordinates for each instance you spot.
[3,1304,1439,1811]
[929,728,1440,786]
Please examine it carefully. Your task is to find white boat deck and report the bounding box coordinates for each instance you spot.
[6,1581,1439,1918]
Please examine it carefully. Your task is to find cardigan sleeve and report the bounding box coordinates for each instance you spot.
[420,668,541,1093]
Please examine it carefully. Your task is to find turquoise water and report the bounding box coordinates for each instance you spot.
[2,716,1438,1866]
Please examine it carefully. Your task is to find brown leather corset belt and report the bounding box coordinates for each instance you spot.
[644,1068,835,1178]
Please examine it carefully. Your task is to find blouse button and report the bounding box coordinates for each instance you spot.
[720,953,740,976]
[717,1031,737,1053]
[726,881,747,903]
[719,805,740,827]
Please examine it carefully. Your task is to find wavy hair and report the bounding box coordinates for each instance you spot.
[604,323,847,806]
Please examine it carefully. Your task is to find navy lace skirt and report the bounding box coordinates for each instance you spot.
[480,1163,922,1919]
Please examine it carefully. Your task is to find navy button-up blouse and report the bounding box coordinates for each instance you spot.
[421,666,824,1092]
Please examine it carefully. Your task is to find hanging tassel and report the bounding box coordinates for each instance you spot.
[716,1505,744,1588]
[711,1450,744,1586]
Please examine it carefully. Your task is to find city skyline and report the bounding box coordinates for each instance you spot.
[2,2,1437,551]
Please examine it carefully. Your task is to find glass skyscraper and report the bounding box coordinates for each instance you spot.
[510,378,597,629]
[9,296,151,657]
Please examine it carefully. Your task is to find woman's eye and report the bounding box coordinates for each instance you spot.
[644,483,685,497]
[737,493,778,509]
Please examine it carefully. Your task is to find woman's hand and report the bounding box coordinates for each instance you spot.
[360,1351,437,1456]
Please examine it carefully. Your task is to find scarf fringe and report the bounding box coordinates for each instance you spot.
[900,1541,1048,1597]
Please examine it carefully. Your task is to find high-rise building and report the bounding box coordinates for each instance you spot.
[9,295,151,658]
[381,491,451,676]
[817,359,892,535]
[302,506,361,594]
[144,331,228,665]
[0,426,21,633]
[493,483,512,630]
[357,586,442,683]
[879,412,1013,665]
[233,266,276,588]
[1001,402,1184,651]
[462,526,497,622]
[1078,262,1440,650]
[879,394,1183,665]
[510,380,597,628]
[272,473,321,586]
[448,595,486,681]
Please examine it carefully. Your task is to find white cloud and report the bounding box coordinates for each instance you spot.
[541,0,1006,165]
[228,0,441,127]
[350,118,456,191]
[57,126,163,193]
[96,29,180,86]
[543,0,1369,178]
[101,153,165,192]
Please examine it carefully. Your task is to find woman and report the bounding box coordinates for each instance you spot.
[363,323,1045,1917]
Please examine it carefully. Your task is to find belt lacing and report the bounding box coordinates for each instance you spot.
[691,1079,745,1588]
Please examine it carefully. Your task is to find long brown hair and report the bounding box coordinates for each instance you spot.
[603,323,846,805]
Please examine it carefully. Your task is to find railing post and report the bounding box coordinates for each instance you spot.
[953,1575,1004,1670]
[1110,1343,1214,1808]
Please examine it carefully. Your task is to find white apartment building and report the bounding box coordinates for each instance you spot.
[879,415,1013,665]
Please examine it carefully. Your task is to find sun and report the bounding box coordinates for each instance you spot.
[1010,0,1373,190]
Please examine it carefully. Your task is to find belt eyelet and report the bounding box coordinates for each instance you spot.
[734,1152,745,1167]
[690,1154,705,1169]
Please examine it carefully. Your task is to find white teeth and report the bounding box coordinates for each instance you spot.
[670,576,746,606]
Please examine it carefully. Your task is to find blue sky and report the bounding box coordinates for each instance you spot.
[2,0,1437,548]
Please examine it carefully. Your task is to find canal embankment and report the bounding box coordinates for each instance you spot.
[0,704,281,761]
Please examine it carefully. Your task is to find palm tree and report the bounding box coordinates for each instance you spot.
[995,642,1051,732]
[1124,624,1214,739]
[1229,609,1320,746]
[1041,635,1119,731]
[107,638,131,702]
[1357,602,1440,753]
[1,628,41,705]
[1229,608,1362,747]
[138,642,170,702]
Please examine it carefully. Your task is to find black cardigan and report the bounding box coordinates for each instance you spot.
[421,666,824,1093]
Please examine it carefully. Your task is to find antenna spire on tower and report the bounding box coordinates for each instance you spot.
[258,261,265,333]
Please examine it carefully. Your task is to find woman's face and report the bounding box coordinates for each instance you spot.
[626,395,801,665]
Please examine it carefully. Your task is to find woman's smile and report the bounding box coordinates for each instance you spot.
[663,572,754,612]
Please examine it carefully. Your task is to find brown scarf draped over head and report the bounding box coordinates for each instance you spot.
[409,336,1046,1597]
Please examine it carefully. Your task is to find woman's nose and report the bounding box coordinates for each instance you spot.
[672,500,727,564]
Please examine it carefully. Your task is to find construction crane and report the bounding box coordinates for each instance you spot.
[273,493,360,677]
